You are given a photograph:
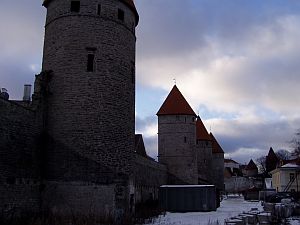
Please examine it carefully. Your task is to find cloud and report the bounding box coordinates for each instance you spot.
[0,0,44,99]
[134,1,300,163]
[137,10,300,116]
[135,115,158,159]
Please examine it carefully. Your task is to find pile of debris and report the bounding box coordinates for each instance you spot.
[224,199,300,225]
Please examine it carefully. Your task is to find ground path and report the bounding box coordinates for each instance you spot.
[144,195,263,225]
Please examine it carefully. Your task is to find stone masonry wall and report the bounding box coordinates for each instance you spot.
[196,140,213,184]
[211,153,225,190]
[41,181,116,217]
[41,0,137,214]
[158,115,198,184]
[42,0,136,178]
[0,98,41,213]
[134,154,167,204]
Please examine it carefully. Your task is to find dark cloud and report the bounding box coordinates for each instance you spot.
[135,116,156,132]
[143,136,158,160]
[136,0,300,59]
[208,117,300,163]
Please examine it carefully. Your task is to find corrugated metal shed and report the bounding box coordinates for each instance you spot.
[159,185,217,212]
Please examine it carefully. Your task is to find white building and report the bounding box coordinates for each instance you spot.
[270,163,300,192]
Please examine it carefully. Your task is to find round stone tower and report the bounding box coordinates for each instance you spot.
[157,85,198,184]
[41,0,138,179]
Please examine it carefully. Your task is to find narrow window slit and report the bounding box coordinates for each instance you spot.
[118,9,124,21]
[97,4,101,15]
[71,1,80,13]
[87,54,95,72]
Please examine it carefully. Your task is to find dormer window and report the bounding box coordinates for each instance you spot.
[71,1,80,13]
[118,9,124,21]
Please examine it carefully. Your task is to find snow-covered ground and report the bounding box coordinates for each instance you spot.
[288,218,300,225]
[144,195,263,225]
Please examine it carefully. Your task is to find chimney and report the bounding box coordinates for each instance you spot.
[23,84,32,101]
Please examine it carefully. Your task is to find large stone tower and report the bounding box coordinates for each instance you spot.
[38,0,138,215]
[41,0,138,176]
[157,85,198,184]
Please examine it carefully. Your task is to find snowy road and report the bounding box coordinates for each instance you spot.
[144,196,263,225]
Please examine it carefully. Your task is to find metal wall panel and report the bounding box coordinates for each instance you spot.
[159,185,217,212]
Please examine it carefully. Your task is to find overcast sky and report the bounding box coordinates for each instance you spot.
[1,0,300,164]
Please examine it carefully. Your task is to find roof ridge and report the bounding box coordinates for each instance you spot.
[157,85,196,116]
[196,117,210,140]
[210,132,224,154]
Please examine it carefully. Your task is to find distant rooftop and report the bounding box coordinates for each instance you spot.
[225,159,239,164]
[210,133,224,154]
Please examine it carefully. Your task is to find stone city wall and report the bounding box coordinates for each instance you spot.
[134,154,167,204]
[0,98,41,213]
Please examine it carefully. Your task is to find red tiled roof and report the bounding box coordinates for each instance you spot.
[196,117,210,140]
[282,158,300,166]
[210,133,224,154]
[157,85,196,116]
[42,0,139,24]
[245,159,258,170]
[224,159,239,164]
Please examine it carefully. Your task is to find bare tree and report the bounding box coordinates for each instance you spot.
[256,156,267,174]
[276,149,292,161]
[290,129,300,158]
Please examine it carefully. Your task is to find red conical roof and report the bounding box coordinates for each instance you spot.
[157,85,196,116]
[210,133,224,154]
[196,117,210,140]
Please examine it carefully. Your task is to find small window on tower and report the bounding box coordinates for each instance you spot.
[118,9,125,21]
[87,54,95,72]
[97,4,101,15]
[71,1,80,12]
[184,137,187,143]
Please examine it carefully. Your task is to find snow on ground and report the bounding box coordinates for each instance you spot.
[287,217,300,225]
[144,195,263,225]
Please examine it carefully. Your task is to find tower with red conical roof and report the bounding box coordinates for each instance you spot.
[210,132,225,190]
[196,116,213,184]
[157,85,198,184]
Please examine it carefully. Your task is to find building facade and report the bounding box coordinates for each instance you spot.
[271,162,300,192]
